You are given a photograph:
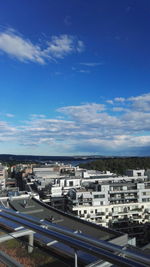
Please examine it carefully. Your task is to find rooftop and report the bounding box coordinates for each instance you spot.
[9,196,120,242]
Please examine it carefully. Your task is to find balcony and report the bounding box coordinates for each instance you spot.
[109,188,137,193]
[90,212,105,218]
[132,215,142,220]
[78,201,92,206]
[110,199,138,205]
[145,185,150,189]
[112,209,143,216]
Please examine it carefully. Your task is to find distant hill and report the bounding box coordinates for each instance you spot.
[1,155,150,172]
[0,154,106,163]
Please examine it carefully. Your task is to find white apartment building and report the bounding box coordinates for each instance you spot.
[33,176,82,199]
[33,163,76,179]
[0,164,8,189]
[82,170,115,178]
[67,169,150,227]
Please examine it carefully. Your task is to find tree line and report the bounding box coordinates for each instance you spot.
[79,157,150,175]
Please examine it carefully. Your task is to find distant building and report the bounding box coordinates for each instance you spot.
[0,163,8,189]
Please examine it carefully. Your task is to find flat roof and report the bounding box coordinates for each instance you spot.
[9,197,121,241]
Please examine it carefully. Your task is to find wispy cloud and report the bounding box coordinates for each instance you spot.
[0,29,45,64]
[71,66,90,74]
[78,69,90,74]
[76,40,85,53]
[0,28,85,64]
[80,62,103,67]
[45,34,84,59]
[0,120,18,142]
[30,114,46,118]
[5,113,15,118]
[64,15,72,26]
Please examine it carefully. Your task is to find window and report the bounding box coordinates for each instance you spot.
[69,181,73,186]
[94,194,105,199]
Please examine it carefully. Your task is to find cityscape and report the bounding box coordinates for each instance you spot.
[0,0,150,266]
[0,157,150,266]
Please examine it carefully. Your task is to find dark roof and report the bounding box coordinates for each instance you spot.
[9,197,120,241]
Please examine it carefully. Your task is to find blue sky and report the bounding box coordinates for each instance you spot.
[0,0,150,156]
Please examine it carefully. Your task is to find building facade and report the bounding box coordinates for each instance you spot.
[67,169,150,227]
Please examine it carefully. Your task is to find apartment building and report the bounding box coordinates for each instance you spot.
[32,162,76,179]
[0,163,8,189]
[67,169,150,227]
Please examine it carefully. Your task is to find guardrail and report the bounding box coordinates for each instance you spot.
[0,207,150,267]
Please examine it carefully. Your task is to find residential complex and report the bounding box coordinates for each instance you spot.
[1,161,150,265]
[67,169,150,228]
[11,162,150,231]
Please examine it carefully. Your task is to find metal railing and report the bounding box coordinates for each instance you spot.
[0,207,150,267]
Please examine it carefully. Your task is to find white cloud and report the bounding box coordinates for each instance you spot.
[77,40,85,53]
[30,114,46,118]
[128,94,150,102]
[45,35,74,58]
[58,103,106,122]
[78,69,90,73]
[80,135,150,150]
[112,107,126,112]
[0,29,45,64]
[0,93,150,155]
[106,100,113,104]
[80,62,103,67]
[0,29,85,64]
[5,113,15,118]
[122,111,150,131]
[44,35,84,59]
[0,120,19,142]
[128,93,150,112]
[114,97,125,102]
